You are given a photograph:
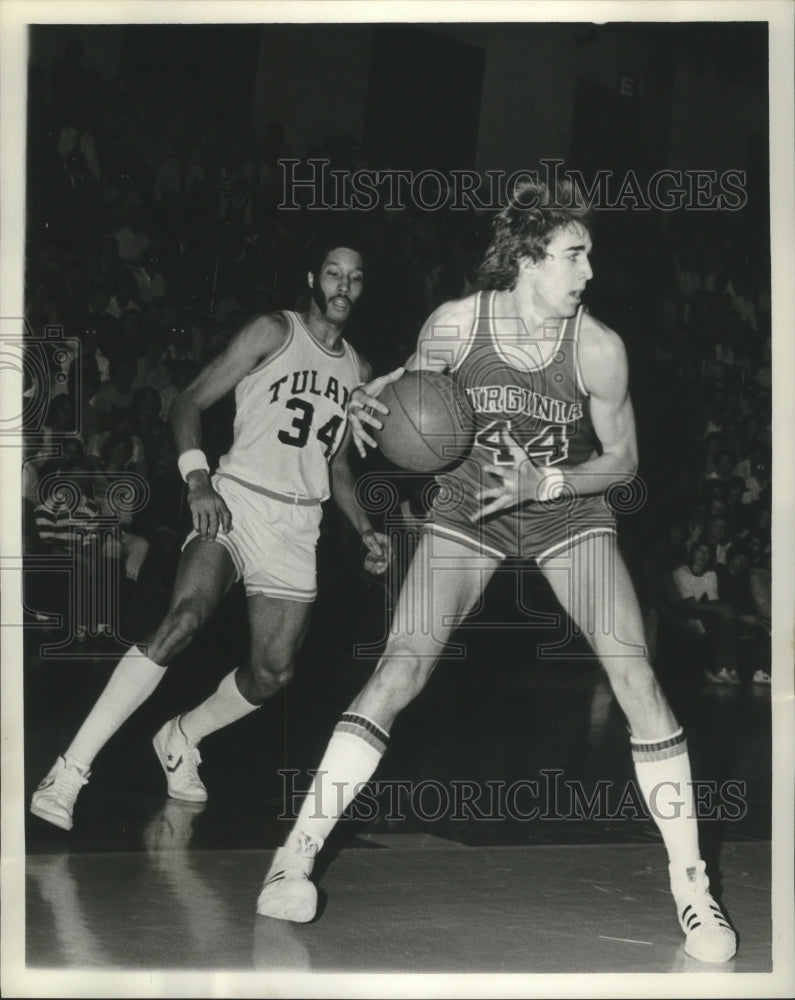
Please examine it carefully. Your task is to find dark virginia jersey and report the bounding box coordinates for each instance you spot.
[448,289,599,488]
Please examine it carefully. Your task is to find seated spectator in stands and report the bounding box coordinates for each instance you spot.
[86,406,147,477]
[701,393,726,437]
[132,335,176,414]
[639,525,688,662]
[706,448,736,486]
[131,386,171,469]
[725,475,747,531]
[685,500,708,548]
[743,505,772,556]
[114,205,151,264]
[106,270,141,319]
[702,477,727,507]
[35,394,84,463]
[700,431,723,480]
[132,251,167,304]
[743,528,770,568]
[748,551,771,663]
[88,355,137,429]
[664,519,689,569]
[161,324,197,367]
[671,541,740,685]
[741,457,770,510]
[717,543,771,685]
[33,450,107,638]
[93,433,151,592]
[702,514,732,565]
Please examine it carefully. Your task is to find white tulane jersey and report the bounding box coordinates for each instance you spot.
[217,311,362,501]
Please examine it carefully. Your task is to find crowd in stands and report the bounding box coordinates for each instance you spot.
[22,40,771,686]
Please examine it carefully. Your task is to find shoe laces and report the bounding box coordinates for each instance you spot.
[180,746,204,790]
[52,762,89,799]
[279,833,321,878]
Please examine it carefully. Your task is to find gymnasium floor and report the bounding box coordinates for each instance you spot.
[17,557,783,992]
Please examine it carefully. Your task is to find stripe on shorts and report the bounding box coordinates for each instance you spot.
[424,523,507,560]
[535,526,617,565]
[630,728,687,763]
[335,712,390,754]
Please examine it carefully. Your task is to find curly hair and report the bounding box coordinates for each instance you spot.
[478,177,591,291]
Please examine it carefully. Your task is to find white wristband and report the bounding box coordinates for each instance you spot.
[178,449,210,483]
[537,466,565,503]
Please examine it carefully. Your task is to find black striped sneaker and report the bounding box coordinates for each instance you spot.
[256,833,323,922]
[670,861,737,963]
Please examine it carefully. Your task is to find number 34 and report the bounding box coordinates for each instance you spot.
[278,398,344,457]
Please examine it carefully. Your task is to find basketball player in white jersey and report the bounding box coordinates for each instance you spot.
[31,237,389,828]
[256,182,737,965]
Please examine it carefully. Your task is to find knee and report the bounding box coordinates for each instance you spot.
[370,643,433,708]
[604,658,659,703]
[248,648,296,697]
[153,600,204,657]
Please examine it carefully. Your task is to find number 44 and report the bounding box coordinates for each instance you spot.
[474,419,569,467]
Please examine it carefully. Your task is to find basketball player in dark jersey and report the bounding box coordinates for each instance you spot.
[256,181,737,965]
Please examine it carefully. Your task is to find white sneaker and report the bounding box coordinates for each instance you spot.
[705,667,740,686]
[30,756,90,831]
[670,861,737,963]
[257,833,323,922]
[751,669,771,685]
[152,717,207,802]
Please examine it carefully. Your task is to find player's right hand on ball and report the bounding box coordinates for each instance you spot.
[187,478,232,540]
[348,366,404,457]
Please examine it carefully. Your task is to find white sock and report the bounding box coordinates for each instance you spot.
[179,669,258,746]
[289,712,389,847]
[631,727,701,870]
[64,645,166,770]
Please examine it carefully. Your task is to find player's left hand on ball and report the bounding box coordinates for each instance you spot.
[362,528,390,575]
[470,429,544,520]
[348,367,405,457]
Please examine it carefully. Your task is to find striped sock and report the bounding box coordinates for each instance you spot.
[290,712,389,847]
[631,727,701,868]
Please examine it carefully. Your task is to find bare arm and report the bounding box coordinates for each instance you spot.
[562,315,638,496]
[475,316,639,519]
[170,313,288,453]
[330,357,389,574]
[404,296,477,373]
[348,296,477,455]
[171,313,288,539]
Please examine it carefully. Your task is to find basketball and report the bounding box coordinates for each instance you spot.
[373,371,475,472]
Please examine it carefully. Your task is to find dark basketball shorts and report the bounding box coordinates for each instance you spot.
[427,467,616,564]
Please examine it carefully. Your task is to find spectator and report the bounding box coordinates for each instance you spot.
[741,457,770,509]
[671,541,740,685]
[717,543,771,685]
[93,433,151,591]
[88,355,137,428]
[702,515,731,566]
